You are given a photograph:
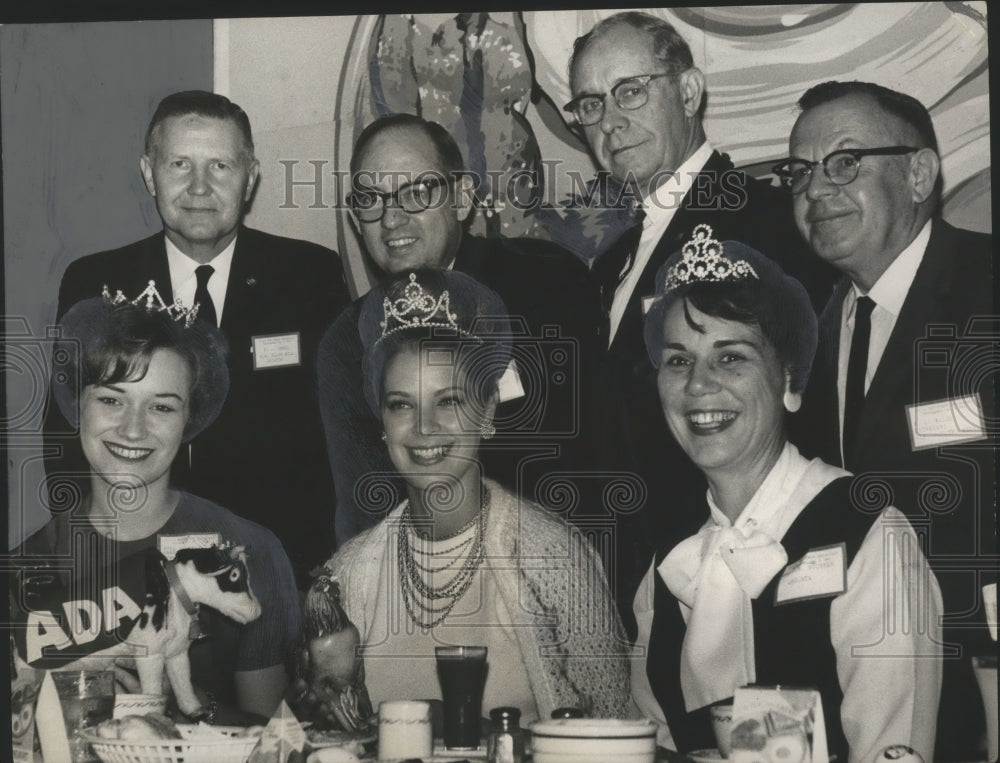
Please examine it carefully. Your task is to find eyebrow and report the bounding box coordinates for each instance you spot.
[98,383,185,401]
[662,339,760,351]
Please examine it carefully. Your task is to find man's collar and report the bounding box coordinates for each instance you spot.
[851,219,932,318]
[642,141,714,223]
[164,234,238,274]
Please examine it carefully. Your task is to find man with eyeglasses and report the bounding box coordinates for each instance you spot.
[565,11,837,638]
[781,80,994,762]
[318,113,601,546]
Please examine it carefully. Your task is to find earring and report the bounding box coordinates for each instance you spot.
[480,421,496,440]
[783,389,802,413]
[380,432,387,442]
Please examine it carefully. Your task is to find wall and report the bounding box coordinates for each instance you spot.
[2,20,213,547]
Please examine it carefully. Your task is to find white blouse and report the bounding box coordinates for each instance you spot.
[630,443,943,762]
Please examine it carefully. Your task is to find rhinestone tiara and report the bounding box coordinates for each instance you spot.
[662,224,758,293]
[377,272,477,344]
[102,280,201,328]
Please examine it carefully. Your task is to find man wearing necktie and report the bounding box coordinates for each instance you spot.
[49,91,350,589]
[566,11,835,635]
[782,80,995,761]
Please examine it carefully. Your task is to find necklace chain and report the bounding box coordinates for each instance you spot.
[398,487,490,629]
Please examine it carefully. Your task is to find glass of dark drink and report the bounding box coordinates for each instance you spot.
[435,645,488,750]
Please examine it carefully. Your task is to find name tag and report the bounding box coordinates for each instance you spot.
[775,543,846,605]
[641,295,656,315]
[984,582,997,642]
[158,533,222,561]
[252,332,301,370]
[906,393,986,450]
[496,359,525,403]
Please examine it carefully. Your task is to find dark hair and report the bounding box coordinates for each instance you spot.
[55,299,230,442]
[644,241,818,394]
[350,114,466,178]
[359,269,511,418]
[145,90,255,160]
[798,80,938,153]
[569,11,694,80]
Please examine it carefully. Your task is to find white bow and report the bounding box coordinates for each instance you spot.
[659,523,788,710]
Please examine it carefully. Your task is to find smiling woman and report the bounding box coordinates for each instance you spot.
[631,226,944,762]
[9,290,302,724]
[302,269,633,728]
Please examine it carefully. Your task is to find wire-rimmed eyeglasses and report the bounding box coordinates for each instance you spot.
[772,146,919,194]
[348,175,455,223]
[563,72,682,127]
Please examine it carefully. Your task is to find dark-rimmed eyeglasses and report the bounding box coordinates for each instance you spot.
[348,175,454,223]
[772,146,919,194]
[563,72,682,127]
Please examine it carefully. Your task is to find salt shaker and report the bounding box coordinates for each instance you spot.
[486,706,525,763]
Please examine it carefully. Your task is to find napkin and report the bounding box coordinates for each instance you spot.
[248,700,309,763]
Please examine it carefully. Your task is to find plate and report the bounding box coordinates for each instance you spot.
[530,719,658,738]
[687,749,726,762]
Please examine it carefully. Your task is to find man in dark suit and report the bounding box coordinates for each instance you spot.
[51,91,350,588]
[781,80,995,761]
[566,11,837,635]
[319,114,601,546]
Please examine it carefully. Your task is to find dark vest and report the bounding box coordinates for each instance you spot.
[646,476,876,759]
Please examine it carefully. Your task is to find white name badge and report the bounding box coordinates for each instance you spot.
[496,358,525,403]
[252,332,301,370]
[158,533,222,561]
[906,393,987,450]
[984,582,997,642]
[641,295,656,315]
[775,543,847,605]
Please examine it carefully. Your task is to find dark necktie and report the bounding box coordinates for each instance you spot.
[600,209,647,317]
[843,295,875,468]
[194,265,218,328]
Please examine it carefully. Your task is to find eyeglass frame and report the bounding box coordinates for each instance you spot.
[563,71,685,127]
[347,174,460,223]
[772,146,919,194]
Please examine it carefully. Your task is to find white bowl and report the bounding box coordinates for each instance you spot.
[530,719,658,763]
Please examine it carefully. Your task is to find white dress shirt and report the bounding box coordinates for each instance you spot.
[631,442,942,762]
[837,220,932,460]
[165,236,237,327]
[608,141,715,345]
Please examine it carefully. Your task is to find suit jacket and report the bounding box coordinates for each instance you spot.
[593,151,839,638]
[317,234,602,547]
[50,226,351,588]
[790,218,996,760]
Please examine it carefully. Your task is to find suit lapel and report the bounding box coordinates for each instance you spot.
[131,234,172,300]
[809,279,850,465]
[607,152,732,354]
[852,223,955,464]
[220,228,263,333]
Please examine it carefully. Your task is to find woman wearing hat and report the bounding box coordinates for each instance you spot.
[304,269,631,727]
[632,226,942,762]
[11,286,301,723]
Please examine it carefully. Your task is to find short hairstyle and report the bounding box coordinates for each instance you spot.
[54,298,230,443]
[644,241,817,394]
[350,114,466,179]
[569,11,695,80]
[145,90,255,160]
[358,269,511,418]
[797,80,938,153]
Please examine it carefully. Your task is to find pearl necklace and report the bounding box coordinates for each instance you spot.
[398,487,490,629]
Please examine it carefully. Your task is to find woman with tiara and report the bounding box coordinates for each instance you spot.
[300,269,632,730]
[10,284,301,724]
